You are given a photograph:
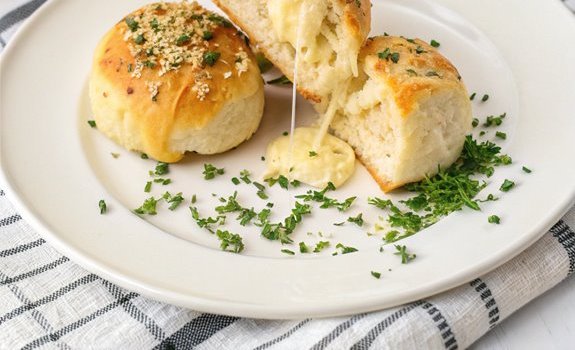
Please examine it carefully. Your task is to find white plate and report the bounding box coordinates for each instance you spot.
[1,0,574,319]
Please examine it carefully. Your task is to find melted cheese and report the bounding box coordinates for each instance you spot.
[267,0,331,64]
[264,127,355,188]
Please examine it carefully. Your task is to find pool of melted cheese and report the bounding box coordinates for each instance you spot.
[263,127,355,189]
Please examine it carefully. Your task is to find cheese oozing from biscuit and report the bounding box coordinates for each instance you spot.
[264,127,355,188]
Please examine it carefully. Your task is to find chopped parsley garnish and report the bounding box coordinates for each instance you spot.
[240,170,252,184]
[144,181,152,193]
[134,197,159,215]
[378,48,400,63]
[299,242,310,253]
[176,34,190,46]
[216,230,244,253]
[278,175,289,189]
[111,153,120,159]
[237,207,257,226]
[483,113,506,127]
[215,191,242,214]
[495,131,507,140]
[296,182,356,212]
[500,179,515,192]
[371,271,381,279]
[472,118,479,128]
[282,131,289,136]
[335,243,358,254]
[87,120,97,128]
[98,200,107,214]
[488,215,501,224]
[406,69,418,76]
[154,162,169,176]
[313,241,330,253]
[261,202,311,244]
[125,17,139,32]
[394,245,416,264]
[430,39,440,48]
[281,249,295,255]
[369,135,512,243]
[481,94,489,102]
[309,151,318,157]
[140,153,148,159]
[202,51,221,66]
[267,75,292,85]
[203,163,224,180]
[415,46,425,54]
[202,31,213,41]
[347,213,364,227]
[189,206,225,232]
[470,92,476,100]
[134,34,146,45]
[522,166,532,174]
[153,178,171,185]
[231,177,240,185]
[253,182,268,200]
[164,192,184,211]
[426,71,440,77]
[191,194,197,204]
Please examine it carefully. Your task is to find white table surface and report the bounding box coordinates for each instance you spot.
[472,274,575,349]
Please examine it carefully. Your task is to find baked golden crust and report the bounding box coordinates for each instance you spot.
[361,36,464,116]
[332,35,472,193]
[89,2,263,162]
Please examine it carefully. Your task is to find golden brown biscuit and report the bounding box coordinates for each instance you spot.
[332,36,473,191]
[89,1,264,162]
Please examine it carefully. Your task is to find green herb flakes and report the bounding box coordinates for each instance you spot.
[495,131,507,140]
[203,51,221,66]
[430,39,440,48]
[499,179,515,192]
[134,197,159,215]
[87,120,97,128]
[522,166,532,174]
[313,241,330,253]
[371,271,381,279]
[488,215,500,224]
[335,243,358,254]
[281,249,295,256]
[98,200,107,214]
[203,163,224,180]
[216,230,244,253]
[394,245,416,264]
[481,94,489,102]
[347,213,364,227]
[299,242,310,253]
[154,162,169,176]
[144,181,152,193]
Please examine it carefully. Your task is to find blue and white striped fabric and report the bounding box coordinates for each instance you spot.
[1,1,575,349]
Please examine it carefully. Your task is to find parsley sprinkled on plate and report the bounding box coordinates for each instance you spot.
[313,241,330,253]
[335,243,358,255]
[522,166,532,174]
[216,230,244,253]
[394,245,416,264]
[281,249,295,256]
[488,215,501,224]
[347,213,364,227]
[371,271,382,279]
[87,120,97,128]
[500,179,515,192]
[203,163,224,180]
[134,197,159,215]
[430,39,440,47]
[481,94,489,102]
[98,200,107,214]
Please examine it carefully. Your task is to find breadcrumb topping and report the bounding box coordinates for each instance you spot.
[121,1,250,101]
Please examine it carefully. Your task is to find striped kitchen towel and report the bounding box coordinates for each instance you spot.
[1,1,575,349]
